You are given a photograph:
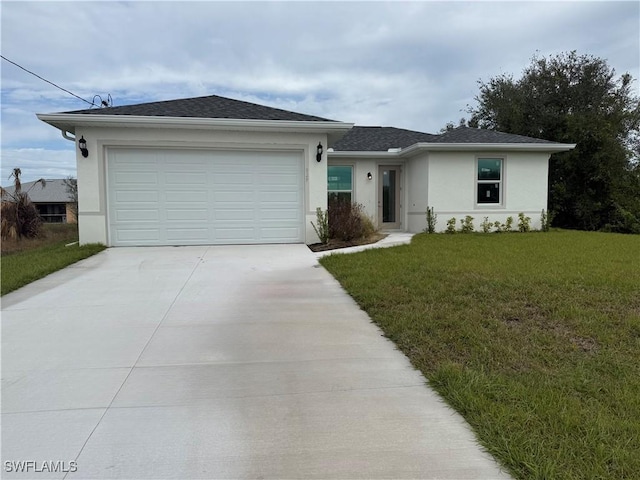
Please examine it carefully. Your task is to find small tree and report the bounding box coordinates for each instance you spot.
[311,208,329,244]
[0,168,46,240]
[425,206,437,233]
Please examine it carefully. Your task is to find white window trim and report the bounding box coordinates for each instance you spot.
[475,155,506,208]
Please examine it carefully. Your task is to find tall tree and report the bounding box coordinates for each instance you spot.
[468,51,640,232]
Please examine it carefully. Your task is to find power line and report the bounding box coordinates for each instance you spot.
[1,55,108,108]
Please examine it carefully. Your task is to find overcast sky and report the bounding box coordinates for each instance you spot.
[1,1,638,184]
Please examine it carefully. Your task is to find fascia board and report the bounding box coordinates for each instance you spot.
[36,113,354,136]
[328,142,577,159]
[328,151,400,158]
[400,142,577,155]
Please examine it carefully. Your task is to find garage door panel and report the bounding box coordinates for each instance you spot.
[165,191,208,202]
[115,209,160,222]
[108,148,303,246]
[260,191,299,202]
[213,173,253,185]
[260,227,301,241]
[114,172,159,185]
[116,191,159,202]
[214,191,256,202]
[215,209,255,221]
[260,174,298,186]
[166,228,210,242]
[260,212,299,221]
[166,209,208,221]
[165,172,208,185]
[215,227,257,241]
[116,229,160,242]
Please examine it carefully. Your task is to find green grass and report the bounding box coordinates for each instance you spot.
[1,225,105,295]
[320,230,640,479]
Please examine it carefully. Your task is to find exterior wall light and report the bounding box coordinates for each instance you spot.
[367,172,373,180]
[78,136,89,158]
[316,142,323,162]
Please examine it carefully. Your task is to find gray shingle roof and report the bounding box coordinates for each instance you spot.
[2,179,74,203]
[434,126,556,144]
[331,125,558,151]
[63,95,335,122]
[331,126,440,151]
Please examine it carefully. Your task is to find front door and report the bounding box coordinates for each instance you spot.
[378,165,401,229]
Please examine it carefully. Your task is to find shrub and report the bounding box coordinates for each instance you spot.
[480,217,493,233]
[311,207,329,244]
[505,216,514,232]
[445,217,457,234]
[459,215,474,233]
[0,168,45,241]
[518,212,531,232]
[540,209,554,232]
[425,206,437,233]
[328,198,369,241]
[360,214,376,239]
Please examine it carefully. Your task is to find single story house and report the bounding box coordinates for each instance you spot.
[37,95,575,246]
[1,178,77,224]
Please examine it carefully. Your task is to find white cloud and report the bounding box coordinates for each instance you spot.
[1,149,76,186]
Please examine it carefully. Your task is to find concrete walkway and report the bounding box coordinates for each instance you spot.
[2,243,510,479]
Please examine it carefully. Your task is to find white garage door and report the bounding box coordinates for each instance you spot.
[107,148,304,246]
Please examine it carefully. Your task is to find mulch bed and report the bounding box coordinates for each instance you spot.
[307,233,387,252]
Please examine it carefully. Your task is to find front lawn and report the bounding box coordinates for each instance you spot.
[320,231,640,480]
[1,224,105,295]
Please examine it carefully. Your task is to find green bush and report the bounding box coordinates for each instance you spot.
[459,215,474,233]
[445,217,457,234]
[425,206,437,233]
[311,207,329,244]
[518,212,531,232]
[480,217,493,233]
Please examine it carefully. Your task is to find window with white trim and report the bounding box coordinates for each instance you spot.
[328,165,352,204]
[477,158,503,204]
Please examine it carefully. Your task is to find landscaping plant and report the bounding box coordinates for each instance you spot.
[480,216,493,233]
[459,215,474,233]
[425,206,437,233]
[445,217,457,234]
[0,168,45,240]
[311,207,329,244]
[328,198,368,241]
[518,212,531,232]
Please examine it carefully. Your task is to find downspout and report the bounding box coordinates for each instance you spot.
[61,130,75,141]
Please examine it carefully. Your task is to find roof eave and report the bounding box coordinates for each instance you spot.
[400,142,577,155]
[328,150,401,158]
[36,113,354,139]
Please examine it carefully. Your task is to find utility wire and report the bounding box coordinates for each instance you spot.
[1,54,98,107]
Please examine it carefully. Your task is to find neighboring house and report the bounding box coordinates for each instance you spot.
[1,179,77,224]
[37,95,575,246]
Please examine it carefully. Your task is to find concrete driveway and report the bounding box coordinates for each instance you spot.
[2,245,510,479]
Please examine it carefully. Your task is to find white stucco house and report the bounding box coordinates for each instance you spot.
[37,95,575,246]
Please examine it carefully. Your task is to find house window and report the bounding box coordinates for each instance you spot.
[477,158,503,204]
[328,166,352,204]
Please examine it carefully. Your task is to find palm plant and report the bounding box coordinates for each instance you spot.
[1,168,46,240]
